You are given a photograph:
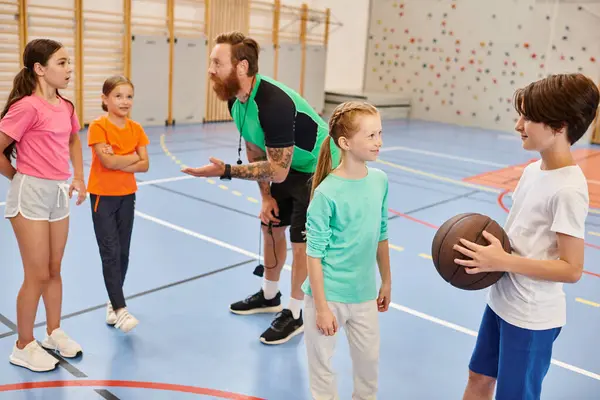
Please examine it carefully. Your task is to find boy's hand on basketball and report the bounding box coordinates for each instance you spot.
[377,282,391,312]
[316,307,338,336]
[453,230,509,274]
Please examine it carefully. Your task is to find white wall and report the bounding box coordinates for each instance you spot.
[248,0,370,93]
[364,0,600,135]
[289,0,370,92]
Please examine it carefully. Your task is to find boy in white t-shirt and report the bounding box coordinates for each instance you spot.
[454,73,599,400]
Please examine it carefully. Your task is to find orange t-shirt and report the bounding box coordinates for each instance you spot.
[87,115,150,196]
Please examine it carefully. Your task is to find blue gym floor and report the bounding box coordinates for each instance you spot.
[0,118,599,399]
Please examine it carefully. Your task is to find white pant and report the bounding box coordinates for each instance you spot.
[304,295,380,400]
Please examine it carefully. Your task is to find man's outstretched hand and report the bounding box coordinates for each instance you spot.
[181,157,226,178]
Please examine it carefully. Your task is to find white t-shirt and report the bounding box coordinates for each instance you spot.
[488,159,589,330]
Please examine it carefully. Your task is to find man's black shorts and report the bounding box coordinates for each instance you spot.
[262,169,313,243]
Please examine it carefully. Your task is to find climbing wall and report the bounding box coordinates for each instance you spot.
[364,0,600,132]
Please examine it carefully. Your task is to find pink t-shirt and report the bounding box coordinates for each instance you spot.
[0,95,80,181]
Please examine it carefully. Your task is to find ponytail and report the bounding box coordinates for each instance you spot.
[310,101,379,199]
[2,67,37,161]
[310,136,333,199]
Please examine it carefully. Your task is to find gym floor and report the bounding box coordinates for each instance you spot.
[0,118,598,399]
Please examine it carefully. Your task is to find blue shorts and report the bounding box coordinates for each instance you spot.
[469,305,561,400]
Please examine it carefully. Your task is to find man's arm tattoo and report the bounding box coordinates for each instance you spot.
[258,181,271,196]
[266,147,293,170]
[230,161,276,181]
[231,146,293,182]
[245,144,271,195]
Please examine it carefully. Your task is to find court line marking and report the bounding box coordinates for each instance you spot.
[576,298,600,308]
[137,175,259,204]
[379,146,508,167]
[135,209,600,382]
[137,176,194,186]
[375,158,504,194]
[94,389,121,400]
[0,380,264,399]
[0,313,16,332]
[389,244,404,252]
[45,351,87,378]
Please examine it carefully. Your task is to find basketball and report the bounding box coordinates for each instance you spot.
[431,213,511,290]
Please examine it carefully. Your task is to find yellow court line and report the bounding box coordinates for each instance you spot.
[588,231,600,237]
[576,298,600,308]
[389,244,404,252]
[419,253,433,260]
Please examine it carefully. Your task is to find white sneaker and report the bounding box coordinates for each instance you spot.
[9,340,58,372]
[106,302,117,325]
[41,328,82,358]
[114,308,138,333]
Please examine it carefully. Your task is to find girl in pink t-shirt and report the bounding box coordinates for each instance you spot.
[0,39,87,373]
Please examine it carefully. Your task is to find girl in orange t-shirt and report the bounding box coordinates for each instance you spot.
[87,75,149,333]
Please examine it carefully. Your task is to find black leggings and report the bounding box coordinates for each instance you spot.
[90,193,136,310]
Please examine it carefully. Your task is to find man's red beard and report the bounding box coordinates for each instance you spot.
[211,69,241,101]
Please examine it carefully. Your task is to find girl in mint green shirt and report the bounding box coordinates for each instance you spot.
[302,101,391,400]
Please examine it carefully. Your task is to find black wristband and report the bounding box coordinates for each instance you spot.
[220,163,231,180]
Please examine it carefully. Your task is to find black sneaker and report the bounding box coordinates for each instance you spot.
[259,309,304,345]
[229,289,283,315]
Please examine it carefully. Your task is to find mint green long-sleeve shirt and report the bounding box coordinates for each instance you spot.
[302,167,389,304]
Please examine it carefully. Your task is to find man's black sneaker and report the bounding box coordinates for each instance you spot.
[229,289,283,315]
[259,309,304,345]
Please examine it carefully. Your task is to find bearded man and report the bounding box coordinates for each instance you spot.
[182,31,339,345]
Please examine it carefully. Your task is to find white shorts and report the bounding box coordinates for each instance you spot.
[4,172,70,222]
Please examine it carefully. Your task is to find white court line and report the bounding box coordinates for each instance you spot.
[135,209,600,383]
[137,175,195,186]
[379,146,508,168]
[376,159,503,194]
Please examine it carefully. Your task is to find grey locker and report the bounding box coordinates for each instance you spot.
[173,36,208,124]
[130,35,169,126]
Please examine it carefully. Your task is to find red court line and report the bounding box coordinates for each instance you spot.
[388,209,439,229]
[389,206,600,279]
[497,189,510,213]
[582,269,600,278]
[0,380,264,399]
